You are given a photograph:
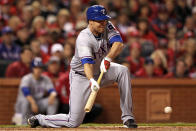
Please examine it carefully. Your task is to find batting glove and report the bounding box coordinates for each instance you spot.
[100,57,112,73]
[90,78,100,92]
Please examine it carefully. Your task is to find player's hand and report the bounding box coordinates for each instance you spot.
[90,78,100,92]
[100,57,112,73]
[31,102,38,114]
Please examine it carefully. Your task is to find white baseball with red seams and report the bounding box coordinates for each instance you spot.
[164,106,172,113]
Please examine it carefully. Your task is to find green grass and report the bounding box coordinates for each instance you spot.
[0,123,196,128]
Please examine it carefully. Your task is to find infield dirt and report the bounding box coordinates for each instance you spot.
[1,126,196,131]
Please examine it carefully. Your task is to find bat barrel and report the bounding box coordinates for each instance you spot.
[84,91,97,112]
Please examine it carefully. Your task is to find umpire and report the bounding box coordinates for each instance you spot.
[12,57,58,125]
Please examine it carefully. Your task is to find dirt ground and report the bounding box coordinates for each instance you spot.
[1,126,196,131]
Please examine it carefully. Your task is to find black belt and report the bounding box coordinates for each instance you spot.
[75,71,86,77]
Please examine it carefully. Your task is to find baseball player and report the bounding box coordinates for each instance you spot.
[28,5,137,128]
[13,57,58,124]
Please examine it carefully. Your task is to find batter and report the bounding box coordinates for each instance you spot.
[28,5,137,128]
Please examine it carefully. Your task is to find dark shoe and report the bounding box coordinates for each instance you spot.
[124,119,138,128]
[28,116,40,128]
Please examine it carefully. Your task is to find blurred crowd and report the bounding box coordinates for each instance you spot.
[1,0,196,79]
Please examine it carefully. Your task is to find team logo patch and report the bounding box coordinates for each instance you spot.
[101,9,106,15]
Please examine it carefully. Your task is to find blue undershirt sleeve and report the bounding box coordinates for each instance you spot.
[48,88,56,94]
[21,87,31,97]
[81,58,95,65]
[109,35,123,45]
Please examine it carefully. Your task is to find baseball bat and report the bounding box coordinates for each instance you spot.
[84,71,104,112]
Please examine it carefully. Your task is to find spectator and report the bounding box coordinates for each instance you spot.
[184,54,196,74]
[165,58,189,78]
[192,6,196,25]
[31,1,42,17]
[15,23,30,47]
[36,29,50,54]
[48,23,62,39]
[51,43,65,72]
[167,39,181,71]
[137,18,158,47]
[47,26,62,45]
[177,16,195,38]
[57,0,70,9]
[126,42,144,75]
[0,0,11,23]
[152,5,177,38]
[57,9,70,32]
[21,5,33,28]
[75,20,88,36]
[0,26,21,60]
[5,46,32,78]
[115,30,135,62]
[165,0,176,19]
[65,32,77,49]
[158,38,169,61]
[151,50,168,77]
[135,57,155,78]
[137,18,157,56]
[14,0,28,16]
[138,0,158,20]
[175,0,192,25]
[8,16,22,33]
[32,16,45,34]
[167,26,177,40]
[46,15,57,29]
[40,0,57,18]
[117,9,130,42]
[108,0,126,14]
[63,43,74,71]
[30,39,50,64]
[69,0,82,23]
[42,56,64,78]
[138,4,153,22]
[184,38,196,57]
[12,57,58,125]
[55,71,70,114]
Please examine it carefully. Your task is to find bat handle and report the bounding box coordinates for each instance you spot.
[97,71,104,85]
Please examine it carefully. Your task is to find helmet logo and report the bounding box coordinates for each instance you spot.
[34,57,42,65]
[101,9,106,15]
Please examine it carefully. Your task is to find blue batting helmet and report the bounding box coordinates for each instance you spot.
[32,57,44,68]
[86,5,111,21]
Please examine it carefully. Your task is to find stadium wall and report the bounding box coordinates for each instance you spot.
[0,79,196,124]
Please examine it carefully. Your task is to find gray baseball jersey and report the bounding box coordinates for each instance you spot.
[34,21,135,128]
[17,73,54,100]
[70,21,121,75]
[15,73,58,124]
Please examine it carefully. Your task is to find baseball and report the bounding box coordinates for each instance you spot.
[164,106,172,113]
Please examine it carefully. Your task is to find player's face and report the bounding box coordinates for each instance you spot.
[89,20,107,35]
[33,67,43,79]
